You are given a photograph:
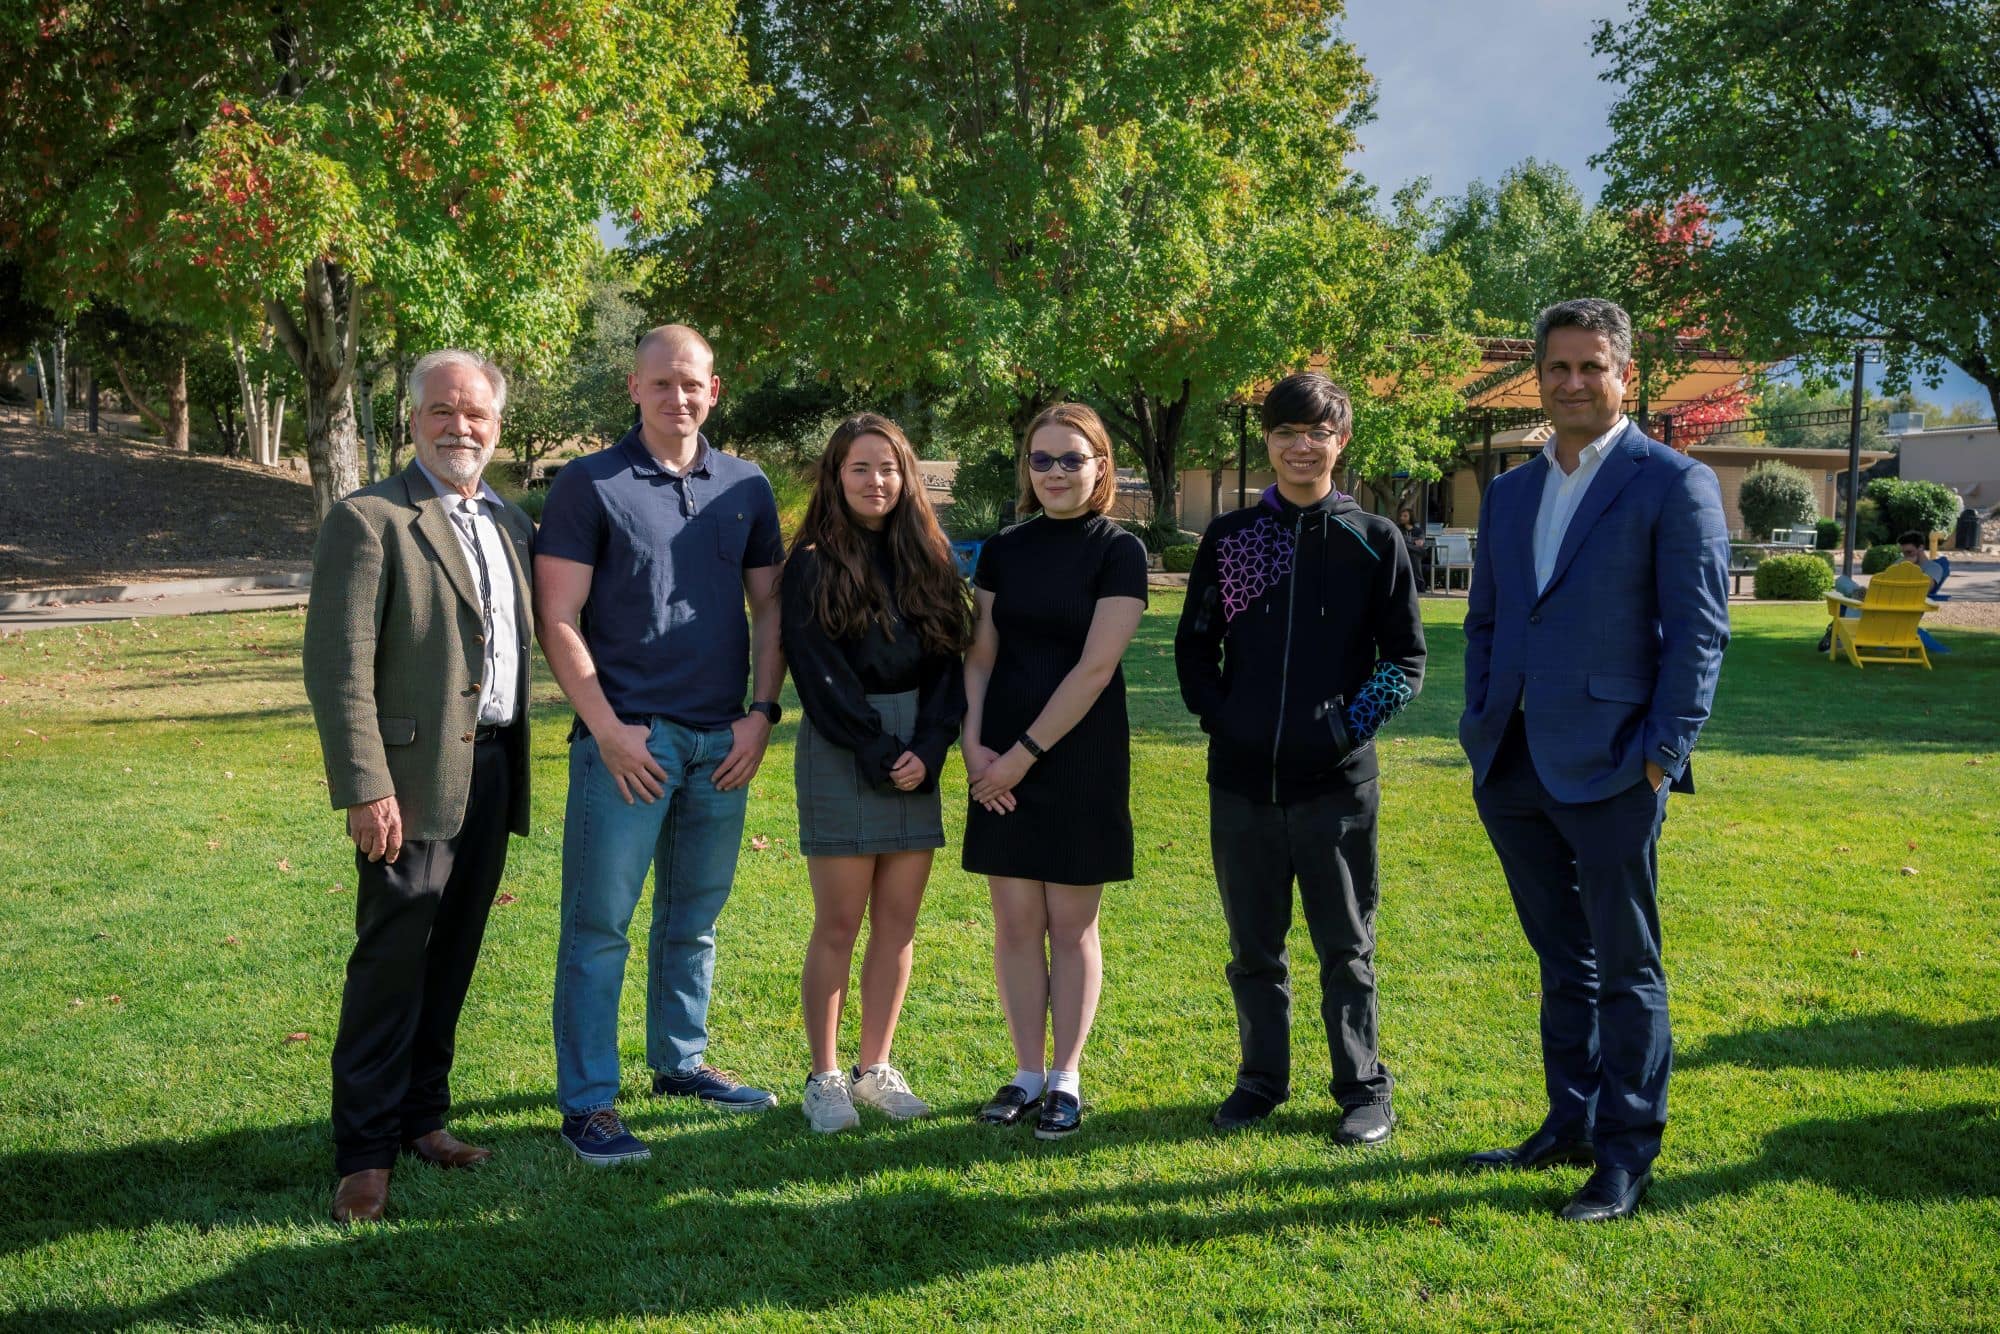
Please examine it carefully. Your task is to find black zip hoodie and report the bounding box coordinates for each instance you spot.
[1174,485,1426,803]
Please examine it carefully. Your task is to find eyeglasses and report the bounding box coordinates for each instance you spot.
[1029,451,1095,474]
[1267,427,1342,447]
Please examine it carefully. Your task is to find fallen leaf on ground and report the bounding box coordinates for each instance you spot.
[749,835,771,851]
[105,994,122,1004]
[69,998,85,1008]
[93,930,110,940]
[206,839,221,850]
[327,884,349,894]
[1907,840,1918,850]
[1850,949,1864,959]
[1900,866,1919,876]
[276,858,292,872]
[283,1032,310,1044]
[1835,845,1851,852]
[221,935,240,947]
[495,892,517,906]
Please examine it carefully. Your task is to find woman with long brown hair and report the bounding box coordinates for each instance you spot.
[961,402,1148,1139]
[780,412,971,1132]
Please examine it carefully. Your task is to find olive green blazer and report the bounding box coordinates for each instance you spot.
[303,465,535,842]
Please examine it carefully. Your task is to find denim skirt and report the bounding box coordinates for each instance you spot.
[794,690,945,856]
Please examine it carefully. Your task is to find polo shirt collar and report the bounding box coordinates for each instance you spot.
[619,426,714,479]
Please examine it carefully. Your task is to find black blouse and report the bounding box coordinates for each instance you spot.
[780,533,966,793]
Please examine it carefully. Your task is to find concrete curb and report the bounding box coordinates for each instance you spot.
[0,570,311,611]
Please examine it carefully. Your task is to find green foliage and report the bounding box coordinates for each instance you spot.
[503,263,647,465]
[512,488,547,522]
[1162,543,1199,574]
[1851,497,1891,548]
[1865,477,1962,538]
[1737,461,1818,538]
[1595,1,2000,421]
[942,495,1007,542]
[1752,552,1834,601]
[1814,518,1842,550]
[950,446,1023,520]
[648,0,1475,523]
[1749,381,1890,451]
[1429,159,1614,335]
[1862,544,1904,575]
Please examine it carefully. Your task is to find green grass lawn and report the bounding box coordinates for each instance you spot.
[2,597,1996,1330]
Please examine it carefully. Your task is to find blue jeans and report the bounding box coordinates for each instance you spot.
[554,718,748,1115]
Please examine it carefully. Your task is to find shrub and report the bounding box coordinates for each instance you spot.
[943,495,1006,541]
[1862,543,1903,575]
[1753,552,1835,600]
[1865,477,1960,537]
[1810,548,1836,570]
[951,445,1020,515]
[1162,543,1199,573]
[1738,461,1817,538]
[1851,496,1891,547]
[1814,518,1842,549]
[513,488,548,522]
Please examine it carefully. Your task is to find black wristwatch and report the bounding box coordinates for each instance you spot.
[748,700,782,725]
[1018,732,1046,760]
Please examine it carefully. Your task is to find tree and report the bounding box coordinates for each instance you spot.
[648,0,1473,525]
[1595,0,2000,423]
[1738,461,1818,538]
[1,1,752,517]
[504,260,649,467]
[1430,159,1606,335]
[1866,477,1962,537]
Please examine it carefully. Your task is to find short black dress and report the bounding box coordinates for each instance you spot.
[781,536,965,857]
[961,512,1149,884]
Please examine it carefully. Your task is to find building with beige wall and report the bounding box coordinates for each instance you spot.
[1894,424,2000,512]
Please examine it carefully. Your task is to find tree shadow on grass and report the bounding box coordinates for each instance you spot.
[1680,1012,2000,1073]
[0,1099,1498,1330]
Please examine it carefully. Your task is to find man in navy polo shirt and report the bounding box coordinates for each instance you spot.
[535,324,788,1165]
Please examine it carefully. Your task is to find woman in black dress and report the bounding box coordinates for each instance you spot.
[782,413,970,1132]
[962,402,1148,1139]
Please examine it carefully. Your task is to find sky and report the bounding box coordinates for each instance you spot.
[1337,0,1989,415]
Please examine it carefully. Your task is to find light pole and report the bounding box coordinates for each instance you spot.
[1841,341,1883,579]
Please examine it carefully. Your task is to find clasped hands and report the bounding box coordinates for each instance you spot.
[965,742,1032,813]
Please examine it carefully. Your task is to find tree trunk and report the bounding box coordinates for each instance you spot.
[269,257,362,517]
[164,354,189,452]
[49,328,67,429]
[358,366,379,484]
[1131,381,1189,532]
[110,355,168,438]
[29,343,52,424]
[389,353,408,473]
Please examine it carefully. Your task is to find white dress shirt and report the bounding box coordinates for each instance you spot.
[415,461,521,727]
[1532,416,1626,595]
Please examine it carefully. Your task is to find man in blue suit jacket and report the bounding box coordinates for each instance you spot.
[1459,298,1730,1222]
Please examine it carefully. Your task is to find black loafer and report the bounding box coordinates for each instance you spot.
[1559,1166,1652,1222]
[1332,1102,1395,1147]
[1212,1086,1280,1132]
[1034,1091,1082,1140]
[1463,1126,1595,1172]
[976,1083,1042,1126]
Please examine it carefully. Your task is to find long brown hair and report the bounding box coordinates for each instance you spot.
[1015,401,1118,517]
[785,413,972,656]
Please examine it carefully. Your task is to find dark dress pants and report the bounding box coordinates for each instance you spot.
[331,731,513,1174]
[1212,781,1393,1109]
[1472,714,1671,1174]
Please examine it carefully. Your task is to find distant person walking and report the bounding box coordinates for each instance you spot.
[304,350,535,1225]
[782,413,970,1132]
[534,325,787,1166]
[1458,298,1729,1222]
[961,403,1148,1140]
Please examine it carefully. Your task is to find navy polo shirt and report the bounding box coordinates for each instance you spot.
[537,427,784,729]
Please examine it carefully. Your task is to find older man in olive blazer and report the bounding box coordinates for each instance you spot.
[304,349,534,1225]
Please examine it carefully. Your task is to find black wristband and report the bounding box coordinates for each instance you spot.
[1019,732,1046,760]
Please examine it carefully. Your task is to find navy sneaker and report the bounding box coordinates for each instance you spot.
[560,1109,652,1166]
[651,1064,779,1113]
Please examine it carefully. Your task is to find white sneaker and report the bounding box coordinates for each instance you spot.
[803,1072,860,1133]
[851,1064,933,1120]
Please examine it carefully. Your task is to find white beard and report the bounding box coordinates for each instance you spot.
[429,433,492,486]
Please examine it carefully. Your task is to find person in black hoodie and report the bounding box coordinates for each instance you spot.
[1174,372,1426,1146]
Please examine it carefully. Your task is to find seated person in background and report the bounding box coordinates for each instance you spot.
[1396,507,1431,582]
[1899,532,1944,592]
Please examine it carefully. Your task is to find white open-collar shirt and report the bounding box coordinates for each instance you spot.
[415,459,521,727]
[1532,416,1627,595]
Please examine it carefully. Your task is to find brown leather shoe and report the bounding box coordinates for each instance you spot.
[331,1168,390,1225]
[403,1127,493,1168]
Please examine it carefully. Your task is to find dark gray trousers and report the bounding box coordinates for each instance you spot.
[1211,780,1392,1108]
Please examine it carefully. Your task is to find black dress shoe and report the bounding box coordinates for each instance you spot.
[1212,1086,1280,1131]
[976,1083,1042,1126]
[1559,1166,1652,1222]
[1034,1091,1082,1140]
[1462,1126,1595,1172]
[1332,1102,1395,1146]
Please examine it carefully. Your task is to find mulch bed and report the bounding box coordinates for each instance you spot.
[0,406,318,591]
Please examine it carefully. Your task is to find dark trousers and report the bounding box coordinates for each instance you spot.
[331,732,513,1174]
[1211,781,1392,1109]
[1472,715,1671,1174]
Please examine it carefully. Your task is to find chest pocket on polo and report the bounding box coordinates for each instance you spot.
[703,509,751,567]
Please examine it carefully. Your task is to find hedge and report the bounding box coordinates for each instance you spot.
[1161,543,1199,573]
[1753,552,1836,601]
[1862,543,1903,575]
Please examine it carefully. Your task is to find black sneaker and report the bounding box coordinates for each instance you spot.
[560,1109,652,1166]
[1332,1102,1395,1147]
[652,1064,779,1112]
[1035,1091,1083,1141]
[1212,1086,1280,1131]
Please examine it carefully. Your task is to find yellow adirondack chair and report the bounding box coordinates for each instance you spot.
[1823,563,1940,669]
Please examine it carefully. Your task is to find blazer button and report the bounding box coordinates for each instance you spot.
[475,633,486,644]
[462,732,475,743]
[1529,613,1542,624]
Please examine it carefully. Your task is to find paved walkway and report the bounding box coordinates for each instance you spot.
[0,580,310,630]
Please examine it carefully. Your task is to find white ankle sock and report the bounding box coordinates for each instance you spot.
[1048,1069,1080,1099]
[1011,1068,1045,1099]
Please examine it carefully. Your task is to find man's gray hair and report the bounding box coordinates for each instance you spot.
[408,349,508,415]
[1533,298,1633,370]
